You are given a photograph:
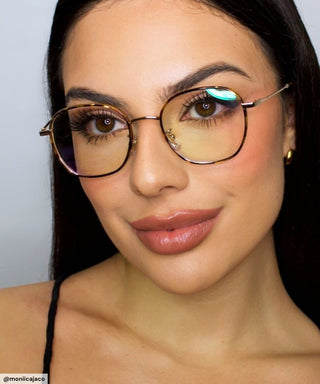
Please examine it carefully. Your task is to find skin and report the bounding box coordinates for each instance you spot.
[0,0,319,382]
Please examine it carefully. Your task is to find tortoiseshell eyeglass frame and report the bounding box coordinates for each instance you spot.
[39,83,290,178]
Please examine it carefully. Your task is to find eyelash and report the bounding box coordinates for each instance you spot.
[182,91,210,107]
[181,92,234,126]
[69,109,125,144]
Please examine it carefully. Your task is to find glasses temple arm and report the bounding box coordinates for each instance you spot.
[39,122,51,137]
[241,83,290,108]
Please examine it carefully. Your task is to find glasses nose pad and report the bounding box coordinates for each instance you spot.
[130,122,138,147]
[165,128,181,151]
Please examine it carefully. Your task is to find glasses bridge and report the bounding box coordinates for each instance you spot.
[130,116,160,123]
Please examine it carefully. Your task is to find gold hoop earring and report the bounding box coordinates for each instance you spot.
[285,149,294,165]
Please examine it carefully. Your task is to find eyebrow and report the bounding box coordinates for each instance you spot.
[65,61,251,106]
[161,62,251,101]
[65,88,129,109]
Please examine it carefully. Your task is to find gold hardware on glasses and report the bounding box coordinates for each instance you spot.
[40,84,290,178]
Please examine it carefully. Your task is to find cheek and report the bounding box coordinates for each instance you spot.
[220,106,286,229]
[79,173,134,248]
[79,172,129,221]
[230,103,285,179]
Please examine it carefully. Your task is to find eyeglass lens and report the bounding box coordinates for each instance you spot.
[53,105,131,176]
[52,87,246,177]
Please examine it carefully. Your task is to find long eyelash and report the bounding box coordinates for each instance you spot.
[69,109,122,144]
[78,130,110,145]
[181,91,235,113]
[180,92,236,125]
[69,109,116,131]
[181,92,210,112]
[192,119,217,128]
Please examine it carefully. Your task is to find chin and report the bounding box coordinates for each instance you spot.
[135,249,235,296]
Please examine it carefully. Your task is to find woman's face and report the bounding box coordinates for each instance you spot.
[62,0,295,294]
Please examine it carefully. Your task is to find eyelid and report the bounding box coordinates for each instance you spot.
[179,87,236,112]
[180,92,212,115]
[65,102,133,122]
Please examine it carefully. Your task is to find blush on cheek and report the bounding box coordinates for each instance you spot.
[218,107,286,204]
[236,106,285,174]
[79,176,125,215]
[239,142,285,201]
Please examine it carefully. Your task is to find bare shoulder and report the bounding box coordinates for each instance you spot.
[290,316,320,382]
[0,280,54,372]
[268,319,320,383]
[298,353,320,381]
[252,330,320,384]
[267,352,320,384]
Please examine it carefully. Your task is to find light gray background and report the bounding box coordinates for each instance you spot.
[0,1,319,288]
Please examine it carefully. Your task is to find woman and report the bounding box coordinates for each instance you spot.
[0,0,319,381]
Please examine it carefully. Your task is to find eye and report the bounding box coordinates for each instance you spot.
[181,94,224,121]
[179,88,240,123]
[193,98,217,118]
[91,115,120,134]
[69,107,128,138]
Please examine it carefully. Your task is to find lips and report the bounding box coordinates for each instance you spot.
[130,208,222,255]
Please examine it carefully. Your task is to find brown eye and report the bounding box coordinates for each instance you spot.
[95,117,116,133]
[194,99,217,117]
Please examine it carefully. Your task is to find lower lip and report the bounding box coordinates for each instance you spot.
[134,217,219,255]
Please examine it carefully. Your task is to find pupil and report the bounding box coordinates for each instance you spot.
[97,117,115,132]
[195,99,216,117]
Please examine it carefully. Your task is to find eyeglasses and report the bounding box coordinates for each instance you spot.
[40,83,290,178]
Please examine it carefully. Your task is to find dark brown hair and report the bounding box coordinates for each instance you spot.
[47,0,320,325]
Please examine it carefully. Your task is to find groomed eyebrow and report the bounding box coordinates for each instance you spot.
[65,61,251,106]
[161,62,251,101]
[65,88,129,109]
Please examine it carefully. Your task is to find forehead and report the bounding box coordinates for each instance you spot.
[62,0,277,101]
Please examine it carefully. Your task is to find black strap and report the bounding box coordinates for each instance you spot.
[43,274,67,378]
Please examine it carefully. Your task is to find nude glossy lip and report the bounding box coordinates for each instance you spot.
[131,209,222,255]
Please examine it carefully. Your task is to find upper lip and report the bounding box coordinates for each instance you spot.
[130,209,222,231]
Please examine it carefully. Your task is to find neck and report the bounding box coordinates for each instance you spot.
[113,232,294,361]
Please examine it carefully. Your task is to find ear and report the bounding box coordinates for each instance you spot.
[282,103,296,156]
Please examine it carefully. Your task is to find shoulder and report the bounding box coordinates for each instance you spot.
[251,329,320,384]
[270,315,320,383]
[0,280,54,372]
[266,352,320,384]
[297,353,320,381]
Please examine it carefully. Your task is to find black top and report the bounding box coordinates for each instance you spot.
[43,274,67,380]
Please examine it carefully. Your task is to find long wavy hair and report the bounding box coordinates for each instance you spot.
[46,0,320,326]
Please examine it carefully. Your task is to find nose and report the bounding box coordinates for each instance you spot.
[129,117,189,198]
